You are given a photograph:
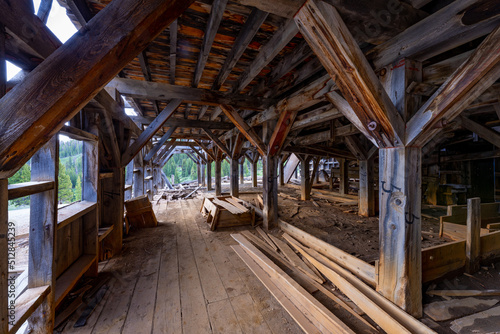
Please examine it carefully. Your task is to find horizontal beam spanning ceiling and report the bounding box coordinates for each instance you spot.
[130,116,235,130]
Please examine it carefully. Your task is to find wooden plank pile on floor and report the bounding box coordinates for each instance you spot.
[124,195,158,228]
[200,196,255,230]
[231,222,437,334]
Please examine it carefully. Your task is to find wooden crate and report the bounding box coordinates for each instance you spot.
[125,195,158,228]
[201,196,255,231]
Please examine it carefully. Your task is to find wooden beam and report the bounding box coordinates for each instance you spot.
[359,158,375,217]
[144,126,177,162]
[169,19,178,85]
[130,115,234,130]
[466,197,481,274]
[406,25,500,147]
[296,0,404,148]
[193,139,216,161]
[220,105,267,156]
[284,145,355,160]
[37,0,53,24]
[191,145,208,164]
[292,125,359,146]
[268,106,300,156]
[231,132,245,160]
[138,51,161,115]
[0,0,194,178]
[193,0,228,87]
[459,116,500,148]
[233,19,298,93]
[109,78,275,110]
[291,105,342,131]
[212,8,268,90]
[122,99,182,166]
[203,128,231,157]
[367,0,500,69]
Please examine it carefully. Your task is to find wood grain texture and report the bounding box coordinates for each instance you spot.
[296,0,404,148]
[466,198,481,273]
[378,147,422,317]
[0,0,194,178]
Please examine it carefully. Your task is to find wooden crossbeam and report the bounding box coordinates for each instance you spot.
[344,135,368,161]
[292,125,359,146]
[212,8,269,91]
[129,116,234,130]
[203,128,231,157]
[268,106,299,156]
[191,145,208,164]
[367,0,500,69]
[233,19,298,93]
[296,0,404,148]
[291,105,342,131]
[193,0,228,88]
[154,138,176,165]
[231,132,246,160]
[109,78,275,110]
[138,51,161,115]
[220,105,267,156]
[0,0,194,178]
[122,99,182,166]
[284,145,355,160]
[193,139,216,161]
[144,126,177,162]
[459,116,500,148]
[406,25,500,147]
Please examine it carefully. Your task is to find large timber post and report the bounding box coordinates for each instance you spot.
[206,160,213,191]
[263,121,278,230]
[251,154,258,187]
[300,156,311,201]
[133,149,144,198]
[215,150,223,196]
[239,157,245,184]
[339,158,349,195]
[230,158,239,197]
[359,157,375,217]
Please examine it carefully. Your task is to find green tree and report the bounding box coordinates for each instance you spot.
[73,175,82,202]
[58,163,74,204]
[174,167,181,184]
[8,163,31,207]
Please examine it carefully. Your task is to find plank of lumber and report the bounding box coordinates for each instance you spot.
[0,0,194,178]
[270,234,324,284]
[423,297,499,322]
[255,226,279,252]
[57,201,97,230]
[232,235,355,334]
[60,125,98,142]
[98,226,114,242]
[427,290,500,297]
[9,285,51,334]
[288,237,436,334]
[226,197,249,212]
[239,231,317,294]
[231,245,322,334]
[7,181,54,200]
[212,198,245,214]
[55,255,97,307]
[279,219,375,287]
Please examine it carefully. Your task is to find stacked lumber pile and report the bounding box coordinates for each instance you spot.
[201,196,255,230]
[157,184,202,202]
[231,220,437,334]
[124,195,158,228]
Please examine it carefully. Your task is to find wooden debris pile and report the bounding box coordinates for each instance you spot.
[158,184,202,202]
[231,220,437,334]
[201,196,255,230]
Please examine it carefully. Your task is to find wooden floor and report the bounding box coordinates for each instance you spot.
[60,198,304,334]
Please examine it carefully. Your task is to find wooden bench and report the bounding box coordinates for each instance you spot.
[439,202,500,239]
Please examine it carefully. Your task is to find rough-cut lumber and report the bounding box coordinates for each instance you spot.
[450,305,500,334]
[367,0,500,69]
[423,297,499,322]
[0,0,194,178]
[232,234,355,334]
[268,106,299,156]
[220,105,267,156]
[466,198,481,273]
[203,128,231,157]
[144,126,177,162]
[131,116,235,130]
[7,180,54,200]
[406,24,500,147]
[296,0,404,148]
[255,226,279,252]
[122,99,182,165]
[55,255,97,307]
[459,116,500,148]
[427,290,500,297]
[278,220,375,287]
[9,286,51,334]
[231,245,322,334]
[289,239,436,334]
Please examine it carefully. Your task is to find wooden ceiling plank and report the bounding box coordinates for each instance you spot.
[109,78,275,110]
[122,99,183,166]
[406,25,500,147]
[220,104,267,156]
[193,0,229,88]
[367,0,500,70]
[296,0,404,148]
[234,18,299,93]
[212,8,269,91]
[144,126,178,162]
[0,0,193,178]
[169,19,178,85]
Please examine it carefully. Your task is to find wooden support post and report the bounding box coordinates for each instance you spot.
[251,159,258,187]
[315,160,321,183]
[263,156,278,230]
[197,162,202,186]
[339,159,349,195]
[0,179,7,334]
[239,158,245,185]
[133,151,144,198]
[146,162,153,200]
[279,156,285,186]
[230,158,239,197]
[300,157,311,201]
[201,163,206,187]
[329,166,334,190]
[125,160,133,200]
[378,147,422,317]
[359,159,375,217]
[101,168,124,258]
[466,197,481,274]
[215,160,222,196]
[207,161,212,191]
[28,136,58,331]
